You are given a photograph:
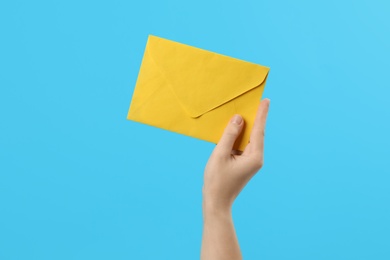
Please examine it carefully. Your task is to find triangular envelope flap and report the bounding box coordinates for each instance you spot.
[147,35,270,118]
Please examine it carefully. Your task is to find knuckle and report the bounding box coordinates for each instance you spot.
[251,153,264,168]
[210,148,227,161]
[255,159,264,169]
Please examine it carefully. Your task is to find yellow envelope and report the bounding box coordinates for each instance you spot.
[127,35,270,152]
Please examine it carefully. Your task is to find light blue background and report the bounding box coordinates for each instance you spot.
[1,0,389,259]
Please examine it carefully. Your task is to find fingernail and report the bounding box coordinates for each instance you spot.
[231,114,242,125]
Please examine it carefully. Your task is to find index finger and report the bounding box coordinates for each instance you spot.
[248,98,270,154]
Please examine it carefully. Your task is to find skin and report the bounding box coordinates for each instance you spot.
[201,98,271,260]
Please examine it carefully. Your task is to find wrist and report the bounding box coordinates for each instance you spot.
[202,197,232,219]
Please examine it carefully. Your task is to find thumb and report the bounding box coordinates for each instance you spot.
[215,114,244,156]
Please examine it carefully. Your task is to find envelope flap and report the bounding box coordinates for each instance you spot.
[147,35,270,118]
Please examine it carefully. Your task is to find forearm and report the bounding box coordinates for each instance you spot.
[200,201,242,260]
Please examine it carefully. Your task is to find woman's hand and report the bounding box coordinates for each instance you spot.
[203,98,271,212]
[201,98,270,260]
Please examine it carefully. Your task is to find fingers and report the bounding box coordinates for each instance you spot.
[215,114,244,157]
[248,98,270,154]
